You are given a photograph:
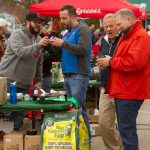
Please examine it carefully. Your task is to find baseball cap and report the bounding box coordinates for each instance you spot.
[0,18,10,27]
[25,12,45,21]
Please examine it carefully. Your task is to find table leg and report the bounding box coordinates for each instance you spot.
[32,111,35,129]
[95,87,100,109]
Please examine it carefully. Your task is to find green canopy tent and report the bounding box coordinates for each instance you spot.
[128,0,150,24]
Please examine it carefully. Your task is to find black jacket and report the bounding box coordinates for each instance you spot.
[41,32,62,77]
[99,34,121,87]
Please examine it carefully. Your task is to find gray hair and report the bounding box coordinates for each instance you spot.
[103,13,115,21]
[114,8,137,20]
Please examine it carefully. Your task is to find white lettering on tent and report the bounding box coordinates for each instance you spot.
[76,8,102,15]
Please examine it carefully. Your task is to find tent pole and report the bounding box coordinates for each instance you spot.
[99,19,103,27]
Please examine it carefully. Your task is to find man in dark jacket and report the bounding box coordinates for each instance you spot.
[41,28,61,93]
[97,13,123,150]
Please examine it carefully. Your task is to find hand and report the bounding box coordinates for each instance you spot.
[38,37,49,47]
[96,55,112,69]
[49,37,64,47]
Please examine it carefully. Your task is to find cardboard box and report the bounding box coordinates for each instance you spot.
[87,109,94,115]
[24,135,40,150]
[88,115,99,123]
[0,77,7,104]
[0,121,14,133]
[88,109,99,123]
[4,132,23,150]
[90,124,101,136]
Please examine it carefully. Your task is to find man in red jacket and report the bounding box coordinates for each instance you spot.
[96,8,150,150]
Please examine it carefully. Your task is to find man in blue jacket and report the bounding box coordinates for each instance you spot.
[50,5,92,144]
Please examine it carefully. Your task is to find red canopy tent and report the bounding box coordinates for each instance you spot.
[30,0,147,20]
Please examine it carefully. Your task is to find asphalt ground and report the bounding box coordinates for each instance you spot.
[91,100,150,150]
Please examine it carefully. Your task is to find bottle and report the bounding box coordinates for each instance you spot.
[9,82,17,104]
[17,93,24,101]
[24,94,30,101]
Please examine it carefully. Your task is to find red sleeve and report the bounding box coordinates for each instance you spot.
[110,35,150,73]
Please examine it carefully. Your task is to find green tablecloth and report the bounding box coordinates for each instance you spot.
[0,101,72,112]
[52,80,101,89]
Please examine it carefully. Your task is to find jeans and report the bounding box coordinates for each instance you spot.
[64,74,91,143]
[42,76,52,93]
[115,99,144,150]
